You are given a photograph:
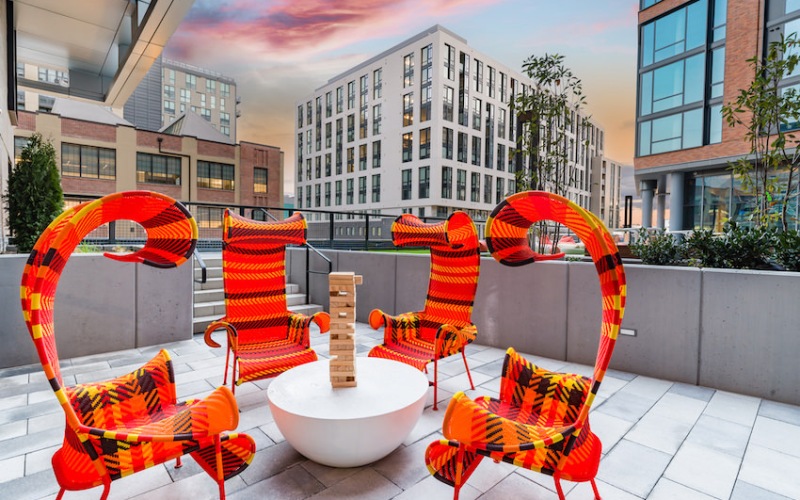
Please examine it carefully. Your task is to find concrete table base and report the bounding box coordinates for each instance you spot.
[267,357,429,467]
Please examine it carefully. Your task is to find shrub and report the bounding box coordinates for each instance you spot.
[775,230,800,271]
[5,133,63,252]
[630,228,686,266]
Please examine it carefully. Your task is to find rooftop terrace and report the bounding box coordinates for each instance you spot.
[1,323,798,500]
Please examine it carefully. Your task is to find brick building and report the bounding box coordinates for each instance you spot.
[13,101,283,239]
[636,0,799,231]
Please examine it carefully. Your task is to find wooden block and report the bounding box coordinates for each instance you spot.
[331,353,355,362]
[330,322,355,330]
[354,275,363,285]
[330,332,354,340]
[330,340,355,349]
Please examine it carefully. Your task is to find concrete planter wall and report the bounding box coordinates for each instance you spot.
[289,248,800,406]
[0,253,193,369]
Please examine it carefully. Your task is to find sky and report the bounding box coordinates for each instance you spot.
[165,0,639,203]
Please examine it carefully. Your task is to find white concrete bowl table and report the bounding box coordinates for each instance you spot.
[267,357,429,467]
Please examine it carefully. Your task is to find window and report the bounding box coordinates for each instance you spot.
[359,144,367,170]
[471,136,482,166]
[457,132,468,163]
[639,54,705,115]
[166,68,175,85]
[186,74,197,89]
[336,86,344,113]
[403,93,414,126]
[640,1,707,67]
[359,176,367,203]
[347,81,355,109]
[347,147,355,173]
[402,132,413,162]
[164,85,175,99]
[498,108,506,139]
[474,59,483,93]
[442,127,454,160]
[420,84,432,122]
[372,140,381,168]
[137,153,181,185]
[360,108,368,139]
[404,53,414,88]
[444,43,456,80]
[443,85,454,122]
[61,143,116,179]
[497,144,506,171]
[459,52,470,127]
[13,137,28,165]
[180,88,190,103]
[220,82,230,96]
[197,161,234,190]
[326,91,333,117]
[210,95,216,109]
[205,80,216,93]
[347,178,354,204]
[472,97,482,131]
[372,104,382,135]
[195,206,225,231]
[488,66,496,98]
[419,166,430,199]
[484,175,492,203]
[254,167,268,193]
[471,172,480,202]
[347,114,355,142]
[325,153,332,176]
[373,68,382,98]
[710,46,725,99]
[325,122,332,148]
[325,182,331,206]
[297,106,303,127]
[335,180,342,205]
[402,169,412,200]
[200,108,211,121]
[499,72,507,102]
[442,166,453,199]
[496,177,505,204]
[315,184,321,207]
[372,174,381,202]
[638,108,703,156]
[164,100,175,114]
[360,75,368,104]
[456,169,467,201]
[419,128,431,159]
[315,157,321,179]
[306,185,312,208]
[39,95,54,112]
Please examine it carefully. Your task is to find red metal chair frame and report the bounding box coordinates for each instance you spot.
[425,191,626,500]
[20,191,255,500]
[204,210,330,392]
[368,211,481,410]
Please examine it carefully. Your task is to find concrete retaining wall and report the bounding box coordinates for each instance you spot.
[0,253,193,368]
[288,248,800,405]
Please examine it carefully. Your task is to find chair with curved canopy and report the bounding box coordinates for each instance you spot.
[425,191,626,500]
[204,210,330,392]
[368,211,480,410]
[20,191,255,500]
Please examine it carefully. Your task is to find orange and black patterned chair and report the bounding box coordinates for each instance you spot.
[204,210,330,392]
[20,191,255,500]
[368,211,480,410]
[425,191,626,500]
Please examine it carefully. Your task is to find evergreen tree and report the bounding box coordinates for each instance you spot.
[6,133,63,252]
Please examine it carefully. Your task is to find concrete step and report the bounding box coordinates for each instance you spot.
[193,280,301,295]
[194,288,225,303]
[193,302,324,334]
[194,291,306,316]
[194,266,223,280]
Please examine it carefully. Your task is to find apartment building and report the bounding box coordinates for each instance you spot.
[636,0,800,231]
[295,25,607,222]
[13,103,282,239]
[124,57,240,141]
[591,157,625,229]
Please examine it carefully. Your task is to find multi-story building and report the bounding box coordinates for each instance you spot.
[125,57,240,141]
[13,102,283,239]
[295,25,607,222]
[636,0,800,231]
[591,157,625,229]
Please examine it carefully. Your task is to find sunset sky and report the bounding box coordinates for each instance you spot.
[166,0,639,197]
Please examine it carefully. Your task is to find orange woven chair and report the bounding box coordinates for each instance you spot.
[20,191,255,500]
[368,211,480,410]
[204,211,330,392]
[425,191,626,500]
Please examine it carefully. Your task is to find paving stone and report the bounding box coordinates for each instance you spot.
[402,409,444,446]
[466,346,507,364]
[596,439,670,497]
[300,460,363,488]
[648,478,717,499]
[684,414,750,458]
[625,412,695,455]
[24,444,58,475]
[437,371,493,394]
[460,457,517,493]
[478,471,557,499]
[749,416,800,459]
[0,454,25,483]
[664,442,739,499]
[703,390,760,427]
[0,420,27,442]
[471,357,504,376]
[594,390,656,423]
[372,436,434,490]
[393,474,481,500]
[131,470,247,500]
[589,411,634,453]
[0,468,60,500]
[618,375,672,401]
[730,479,793,500]
[668,383,716,402]
[259,421,285,444]
[738,444,800,499]
[0,399,60,426]
[0,425,61,461]
[238,440,306,486]
[596,374,629,400]
[308,467,401,499]
[758,399,800,426]
[566,479,642,499]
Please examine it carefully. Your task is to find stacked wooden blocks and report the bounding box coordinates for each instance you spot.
[329,272,363,388]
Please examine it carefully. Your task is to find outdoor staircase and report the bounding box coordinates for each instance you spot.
[193,253,325,334]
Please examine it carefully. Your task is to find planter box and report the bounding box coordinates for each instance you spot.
[289,249,800,406]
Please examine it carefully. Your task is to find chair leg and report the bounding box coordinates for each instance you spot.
[231,357,237,395]
[433,357,439,411]
[175,456,183,469]
[56,488,65,500]
[223,347,231,386]
[461,349,474,390]
[590,478,602,499]
[554,477,566,500]
[100,478,111,500]
[214,435,226,499]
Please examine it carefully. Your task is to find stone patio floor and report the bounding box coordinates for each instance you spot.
[1,322,799,500]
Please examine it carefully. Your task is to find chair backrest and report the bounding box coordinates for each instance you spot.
[391,212,480,339]
[485,191,626,422]
[221,211,307,343]
[20,191,198,430]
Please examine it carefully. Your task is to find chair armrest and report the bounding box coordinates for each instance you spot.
[204,319,237,350]
[441,392,577,454]
[77,386,240,443]
[369,309,421,344]
[311,311,330,333]
[434,323,477,359]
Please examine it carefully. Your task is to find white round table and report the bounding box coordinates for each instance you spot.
[267,357,429,467]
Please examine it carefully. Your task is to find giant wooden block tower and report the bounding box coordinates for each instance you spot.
[329,272,363,387]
